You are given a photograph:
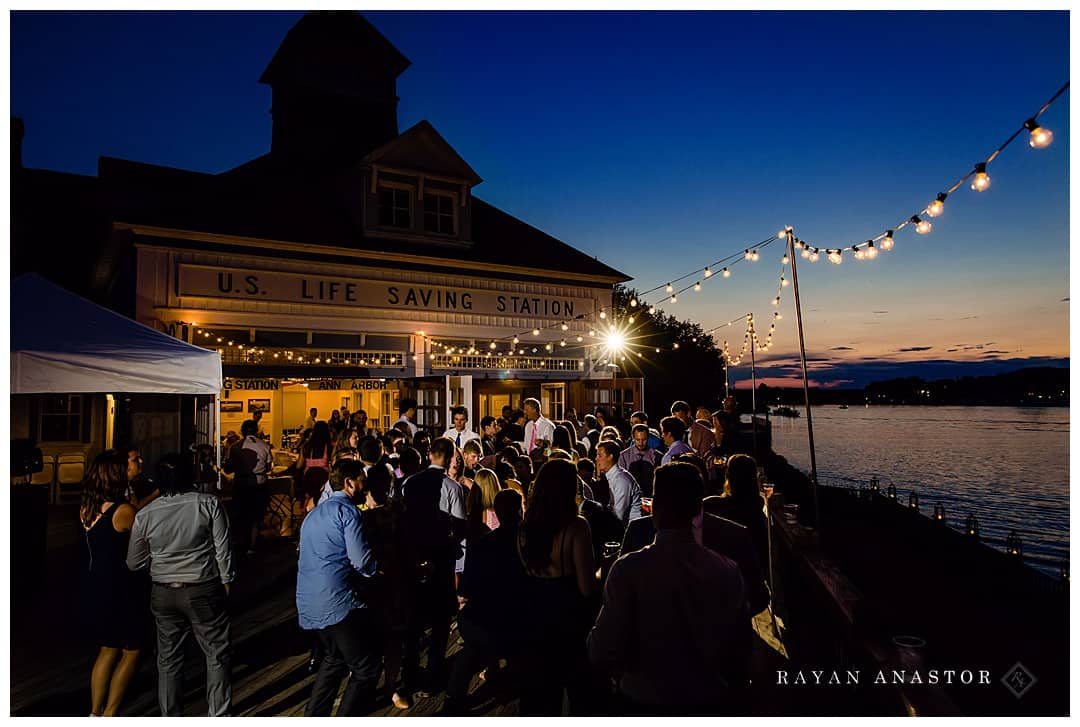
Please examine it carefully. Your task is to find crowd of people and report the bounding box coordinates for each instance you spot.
[78,393,778,716]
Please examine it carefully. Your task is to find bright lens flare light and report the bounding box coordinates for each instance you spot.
[603,330,627,356]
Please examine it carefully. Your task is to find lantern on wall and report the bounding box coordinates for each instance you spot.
[932,504,945,523]
[965,514,980,540]
[908,492,919,511]
[1005,531,1023,560]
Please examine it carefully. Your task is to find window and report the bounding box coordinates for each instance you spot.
[39,394,85,442]
[378,186,412,228]
[423,193,456,235]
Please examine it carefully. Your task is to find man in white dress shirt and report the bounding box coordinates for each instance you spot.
[395,398,419,437]
[441,406,480,449]
[520,398,555,456]
[595,440,642,523]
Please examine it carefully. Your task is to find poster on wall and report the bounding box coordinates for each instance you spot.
[248,399,271,413]
[220,400,243,413]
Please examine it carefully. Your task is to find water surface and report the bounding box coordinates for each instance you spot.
[769,406,1069,576]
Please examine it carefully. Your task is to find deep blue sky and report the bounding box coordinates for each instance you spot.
[11,11,1070,386]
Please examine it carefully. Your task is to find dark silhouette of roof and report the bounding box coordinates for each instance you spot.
[259,10,411,93]
[98,154,628,282]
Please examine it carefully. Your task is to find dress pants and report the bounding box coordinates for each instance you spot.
[401,565,454,694]
[305,608,382,717]
[150,580,232,717]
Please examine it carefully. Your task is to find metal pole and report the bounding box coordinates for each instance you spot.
[749,317,758,459]
[786,230,820,531]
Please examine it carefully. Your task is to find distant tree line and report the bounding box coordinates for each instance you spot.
[737,367,1068,408]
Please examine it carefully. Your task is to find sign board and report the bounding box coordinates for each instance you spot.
[224,378,389,391]
[177,265,594,320]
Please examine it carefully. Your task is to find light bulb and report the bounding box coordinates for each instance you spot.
[1026,118,1053,148]
[546,344,553,351]
[532,328,540,336]
[670,295,677,303]
[722,267,731,278]
[693,282,701,292]
[609,323,616,331]
[970,163,990,192]
[665,283,673,293]
[854,247,865,260]
[648,306,656,314]
[781,276,789,285]
[744,249,752,260]
[801,248,810,259]
[774,312,782,320]
[589,330,596,336]
[655,347,660,353]
[809,251,819,263]
[673,342,680,349]
[628,316,635,323]
[828,250,842,264]
[777,229,787,239]
[490,341,497,349]
[600,310,606,319]
[926,193,946,218]
[772,296,780,306]
[576,335,583,342]
[782,255,789,265]
[704,267,712,278]
[630,298,638,307]
[881,231,895,251]
[512,336,519,344]
[561,323,568,331]
[751,250,760,261]
[866,241,878,259]
[912,215,931,234]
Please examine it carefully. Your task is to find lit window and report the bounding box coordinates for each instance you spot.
[378,187,411,228]
[423,193,456,235]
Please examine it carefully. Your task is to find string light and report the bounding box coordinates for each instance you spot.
[693,282,701,292]
[670,295,677,303]
[630,298,638,307]
[854,246,865,260]
[722,267,730,278]
[808,251,819,263]
[704,267,712,278]
[970,162,991,192]
[665,283,673,293]
[881,231,895,251]
[532,328,540,335]
[599,310,606,319]
[828,250,842,264]
[926,192,947,218]
[1025,118,1054,148]
[560,322,569,331]
[912,215,932,235]
[865,241,878,259]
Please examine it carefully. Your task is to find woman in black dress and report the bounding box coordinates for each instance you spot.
[517,459,599,715]
[80,449,149,716]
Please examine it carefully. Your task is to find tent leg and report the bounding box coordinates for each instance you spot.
[214,393,222,491]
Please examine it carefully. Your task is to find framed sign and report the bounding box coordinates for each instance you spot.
[220,400,243,413]
[247,399,271,413]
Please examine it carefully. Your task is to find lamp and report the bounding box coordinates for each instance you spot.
[932,503,945,523]
[908,492,919,511]
[965,514,980,540]
[1006,531,1023,559]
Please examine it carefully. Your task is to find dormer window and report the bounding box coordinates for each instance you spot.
[423,191,457,235]
[377,184,412,228]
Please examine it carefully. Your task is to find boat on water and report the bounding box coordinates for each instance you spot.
[838,404,849,409]
[771,405,801,417]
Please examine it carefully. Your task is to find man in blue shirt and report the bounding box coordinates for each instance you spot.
[297,458,380,716]
[660,416,693,465]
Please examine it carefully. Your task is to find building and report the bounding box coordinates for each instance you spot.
[13,11,643,458]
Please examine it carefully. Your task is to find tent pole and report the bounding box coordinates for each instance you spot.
[214,393,222,491]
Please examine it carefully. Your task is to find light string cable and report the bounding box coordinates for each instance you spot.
[720,252,791,365]
[793,82,1068,264]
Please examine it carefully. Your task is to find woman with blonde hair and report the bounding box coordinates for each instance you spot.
[467,468,502,536]
[80,449,148,716]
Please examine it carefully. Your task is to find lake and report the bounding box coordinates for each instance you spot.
[767,405,1069,577]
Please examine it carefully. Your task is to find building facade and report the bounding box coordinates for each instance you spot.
[14,11,643,456]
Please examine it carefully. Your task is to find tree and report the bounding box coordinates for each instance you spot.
[610,285,728,416]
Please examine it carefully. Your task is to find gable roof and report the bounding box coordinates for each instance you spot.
[100,155,628,283]
[259,11,411,92]
[361,120,482,186]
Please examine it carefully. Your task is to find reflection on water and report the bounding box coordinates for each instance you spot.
[769,406,1070,576]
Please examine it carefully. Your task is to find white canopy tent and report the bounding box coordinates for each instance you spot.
[12,273,221,395]
[12,273,223,480]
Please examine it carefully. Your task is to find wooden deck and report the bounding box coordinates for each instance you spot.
[11,505,520,717]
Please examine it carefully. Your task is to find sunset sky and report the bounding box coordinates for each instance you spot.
[10,10,1070,387]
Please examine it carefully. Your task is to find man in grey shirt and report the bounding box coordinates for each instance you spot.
[127,453,235,717]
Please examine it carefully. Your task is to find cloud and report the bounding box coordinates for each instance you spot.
[872,310,889,314]
[946,348,959,352]
[896,346,933,352]
[757,356,1070,389]
[830,346,854,351]
[982,350,1010,355]
[955,315,979,320]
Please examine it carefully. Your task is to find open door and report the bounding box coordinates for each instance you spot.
[446,375,473,429]
[401,376,449,437]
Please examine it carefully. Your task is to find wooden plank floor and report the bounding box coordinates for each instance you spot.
[11,505,521,717]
